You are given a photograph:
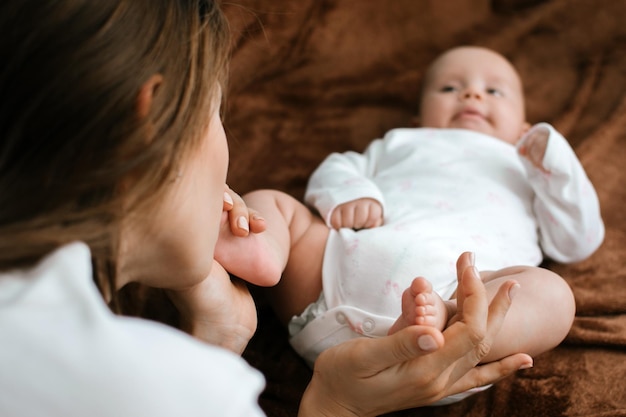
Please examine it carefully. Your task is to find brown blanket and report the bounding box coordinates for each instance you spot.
[221,1,626,415]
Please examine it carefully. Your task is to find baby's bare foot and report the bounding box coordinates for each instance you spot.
[388,277,449,335]
[408,278,448,330]
[214,211,282,287]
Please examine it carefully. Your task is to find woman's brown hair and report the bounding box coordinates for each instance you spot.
[0,0,230,309]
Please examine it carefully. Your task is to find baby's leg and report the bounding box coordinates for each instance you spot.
[476,266,575,363]
[388,277,454,335]
[214,189,329,325]
[258,191,330,325]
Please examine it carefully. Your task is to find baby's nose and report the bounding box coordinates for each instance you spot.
[462,88,482,100]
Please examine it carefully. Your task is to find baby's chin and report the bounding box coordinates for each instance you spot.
[447,119,493,137]
[448,122,518,145]
[450,114,490,130]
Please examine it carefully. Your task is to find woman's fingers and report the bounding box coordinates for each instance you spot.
[451,260,489,352]
[447,352,533,395]
[453,251,474,322]
[428,259,510,374]
[486,279,519,336]
[443,274,521,385]
[224,186,249,236]
[307,327,447,416]
[325,261,506,379]
[345,326,445,376]
[223,185,266,236]
[303,251,532,415]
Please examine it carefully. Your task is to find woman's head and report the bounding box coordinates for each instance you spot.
[0,1,230,301]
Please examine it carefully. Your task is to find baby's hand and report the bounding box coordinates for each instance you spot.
[330,198,383,230]
[222,185,266,237]
[518,128,550,174]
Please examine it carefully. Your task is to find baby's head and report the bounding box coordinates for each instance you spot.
[416,46,530,145]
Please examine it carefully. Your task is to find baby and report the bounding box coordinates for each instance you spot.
[216,47,604,379]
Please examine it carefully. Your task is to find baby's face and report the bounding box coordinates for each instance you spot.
[418,47,529,145]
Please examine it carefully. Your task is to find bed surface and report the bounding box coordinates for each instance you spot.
[222,1,626,415]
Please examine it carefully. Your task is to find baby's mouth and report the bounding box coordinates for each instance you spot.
[455,107,485,120]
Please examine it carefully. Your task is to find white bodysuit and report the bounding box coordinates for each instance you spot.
[290,124,604,367]
[0,243,266,417]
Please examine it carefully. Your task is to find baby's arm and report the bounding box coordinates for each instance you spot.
[516,123,605,262]
[305,139,387,227]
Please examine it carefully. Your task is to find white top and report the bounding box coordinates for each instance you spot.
[305,125,604,312]
[0,242,266,417]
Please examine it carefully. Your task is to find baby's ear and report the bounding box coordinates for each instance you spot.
[410,115,421,127]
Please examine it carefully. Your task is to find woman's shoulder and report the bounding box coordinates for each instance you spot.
[0,243,265,416]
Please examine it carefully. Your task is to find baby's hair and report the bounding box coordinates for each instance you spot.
[0,0,230,307]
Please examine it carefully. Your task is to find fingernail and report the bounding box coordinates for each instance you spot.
[509,283,521,302]
[237,216,249,232]
[417,335,438,352]
[252,214,265,222]
[519,363,533,370]
[223,192,233,206]
[470,266,480,280]
[469,252,475,266]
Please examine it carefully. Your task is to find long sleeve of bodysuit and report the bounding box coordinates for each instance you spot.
[516,123,605,263]
[305,139,387,226]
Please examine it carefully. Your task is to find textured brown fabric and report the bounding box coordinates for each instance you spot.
[221,1,626,415]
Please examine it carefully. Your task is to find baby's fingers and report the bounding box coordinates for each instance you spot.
[363,201,384,228]
[330,208,348,230]
[517,128,550,173]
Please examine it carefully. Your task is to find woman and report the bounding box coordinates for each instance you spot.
[0,1,531,415]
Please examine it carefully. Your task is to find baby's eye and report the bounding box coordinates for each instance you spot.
[440,85,458,93]
[487,87,504,97]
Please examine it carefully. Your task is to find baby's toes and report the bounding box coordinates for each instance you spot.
[414,305,437,326]
[415,290,436,308]
[409,277,433,296]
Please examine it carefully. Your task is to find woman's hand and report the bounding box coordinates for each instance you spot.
[223,185,266,236]
[299,252,533,417]
[167,260,258,355]
[166,186,264,354]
